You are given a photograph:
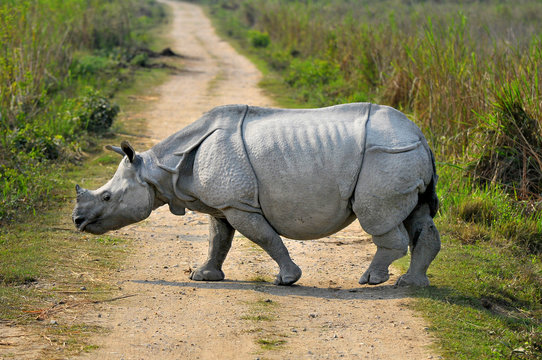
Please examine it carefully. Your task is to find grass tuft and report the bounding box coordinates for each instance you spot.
[257,338,286,350]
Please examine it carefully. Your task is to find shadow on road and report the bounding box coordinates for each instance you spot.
[131,279,413,300]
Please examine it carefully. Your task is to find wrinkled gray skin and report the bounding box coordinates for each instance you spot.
[72,103,440,287]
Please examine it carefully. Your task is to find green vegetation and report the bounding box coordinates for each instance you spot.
[0,0,166,223]
[200,0,542,201]
[241,298,288,351]
[256,337,287,350]
[0,145,130,356]
[193,0,542,358]
[0,60,172,357]
[0,0,170,356]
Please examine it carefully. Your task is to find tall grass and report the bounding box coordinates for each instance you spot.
[0,0,162,132]
[0,0,165,222]
[197,1,542,357]
[202,0,542,200]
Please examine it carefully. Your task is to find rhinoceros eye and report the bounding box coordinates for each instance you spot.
[102,192,112,202]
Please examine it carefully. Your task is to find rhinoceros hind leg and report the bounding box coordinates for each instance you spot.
[190,216,234,282]
[223,209,302,286]
[359,224,409,285]
[395,204,440,287]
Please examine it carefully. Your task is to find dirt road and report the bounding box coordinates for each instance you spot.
[77,1,437,358]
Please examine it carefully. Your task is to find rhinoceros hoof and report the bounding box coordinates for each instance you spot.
[395,274,430,287]
[273,264,302,286]
[190,267,225,281]
[359,268,390,285]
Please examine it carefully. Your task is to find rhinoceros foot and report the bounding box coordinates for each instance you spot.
[273,263,302,286]
[190,266,225,281]
[394,273,430,287]
[359,268,390,285]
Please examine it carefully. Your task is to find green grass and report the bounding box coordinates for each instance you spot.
[394,167,541,359]
[240,298,287,351]
[397,236,541,359]
[0,0,167,224]
[0,141,129,319]
[0,1,172,356]
[0,61,171,355]
[256,338,287,350]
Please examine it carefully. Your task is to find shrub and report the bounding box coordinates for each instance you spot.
[284,58,345,105]
[248,30,270,48]
[129,52,149,67]
[286,58,339,88]
[8,125,61,161]
[76,88,119,133]
[0,150,55,222]
[457,197,496,225]
[472,83,542,199]
[70,54,116,77]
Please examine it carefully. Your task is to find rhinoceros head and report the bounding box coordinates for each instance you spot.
[72,141,154,234]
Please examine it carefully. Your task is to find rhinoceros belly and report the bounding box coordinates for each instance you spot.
[242,104,369,239]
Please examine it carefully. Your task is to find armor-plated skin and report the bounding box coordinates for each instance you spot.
[72,103,440,287]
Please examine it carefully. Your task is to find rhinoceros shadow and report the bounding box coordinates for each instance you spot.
[131,279,413,300]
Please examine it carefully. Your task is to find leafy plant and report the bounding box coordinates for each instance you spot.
[248,30,270,48]
[9,124,61,160]
[76,88,119,133]
[0,0,164,224]
[70,54,117,77]
[473,82,542,199]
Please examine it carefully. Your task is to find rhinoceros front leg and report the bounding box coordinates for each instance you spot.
[223,209,302,285]
[359,223,409,285]
[190,216,234,281]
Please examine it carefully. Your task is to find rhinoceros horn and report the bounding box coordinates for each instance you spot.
[75,184,92,200]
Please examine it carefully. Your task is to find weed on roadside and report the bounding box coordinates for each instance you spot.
[240,298,289,352]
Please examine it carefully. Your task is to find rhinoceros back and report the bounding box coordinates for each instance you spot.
[242,103,370,239]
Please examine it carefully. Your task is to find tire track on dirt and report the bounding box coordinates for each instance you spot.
[76,1,437,359]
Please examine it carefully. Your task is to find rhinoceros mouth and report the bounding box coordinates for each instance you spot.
[78,218,99,232]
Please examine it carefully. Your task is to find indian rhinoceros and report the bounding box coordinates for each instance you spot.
[72,103,440,287]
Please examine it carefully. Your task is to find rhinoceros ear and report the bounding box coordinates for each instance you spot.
[105,145,125,157]
[121,141,136,163]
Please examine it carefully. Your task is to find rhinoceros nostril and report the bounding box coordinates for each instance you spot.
[74,217,85,226]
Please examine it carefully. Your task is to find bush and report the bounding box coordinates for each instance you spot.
[284,58,345,105]
[472,83,542,198]
[70,54,117,77]
[286,58,339,87]
[8,125,62,161]
[0,0,164,224]
[0,150,55,222]
[76,88,119,133]
[248,30,270,48]
[129,52,149,67]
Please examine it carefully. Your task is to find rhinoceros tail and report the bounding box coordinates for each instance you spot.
[419,146,439,218]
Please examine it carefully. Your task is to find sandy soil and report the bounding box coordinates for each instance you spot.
[1,1,438,359]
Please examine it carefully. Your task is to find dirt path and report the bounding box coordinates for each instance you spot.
[76,1,437,359]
